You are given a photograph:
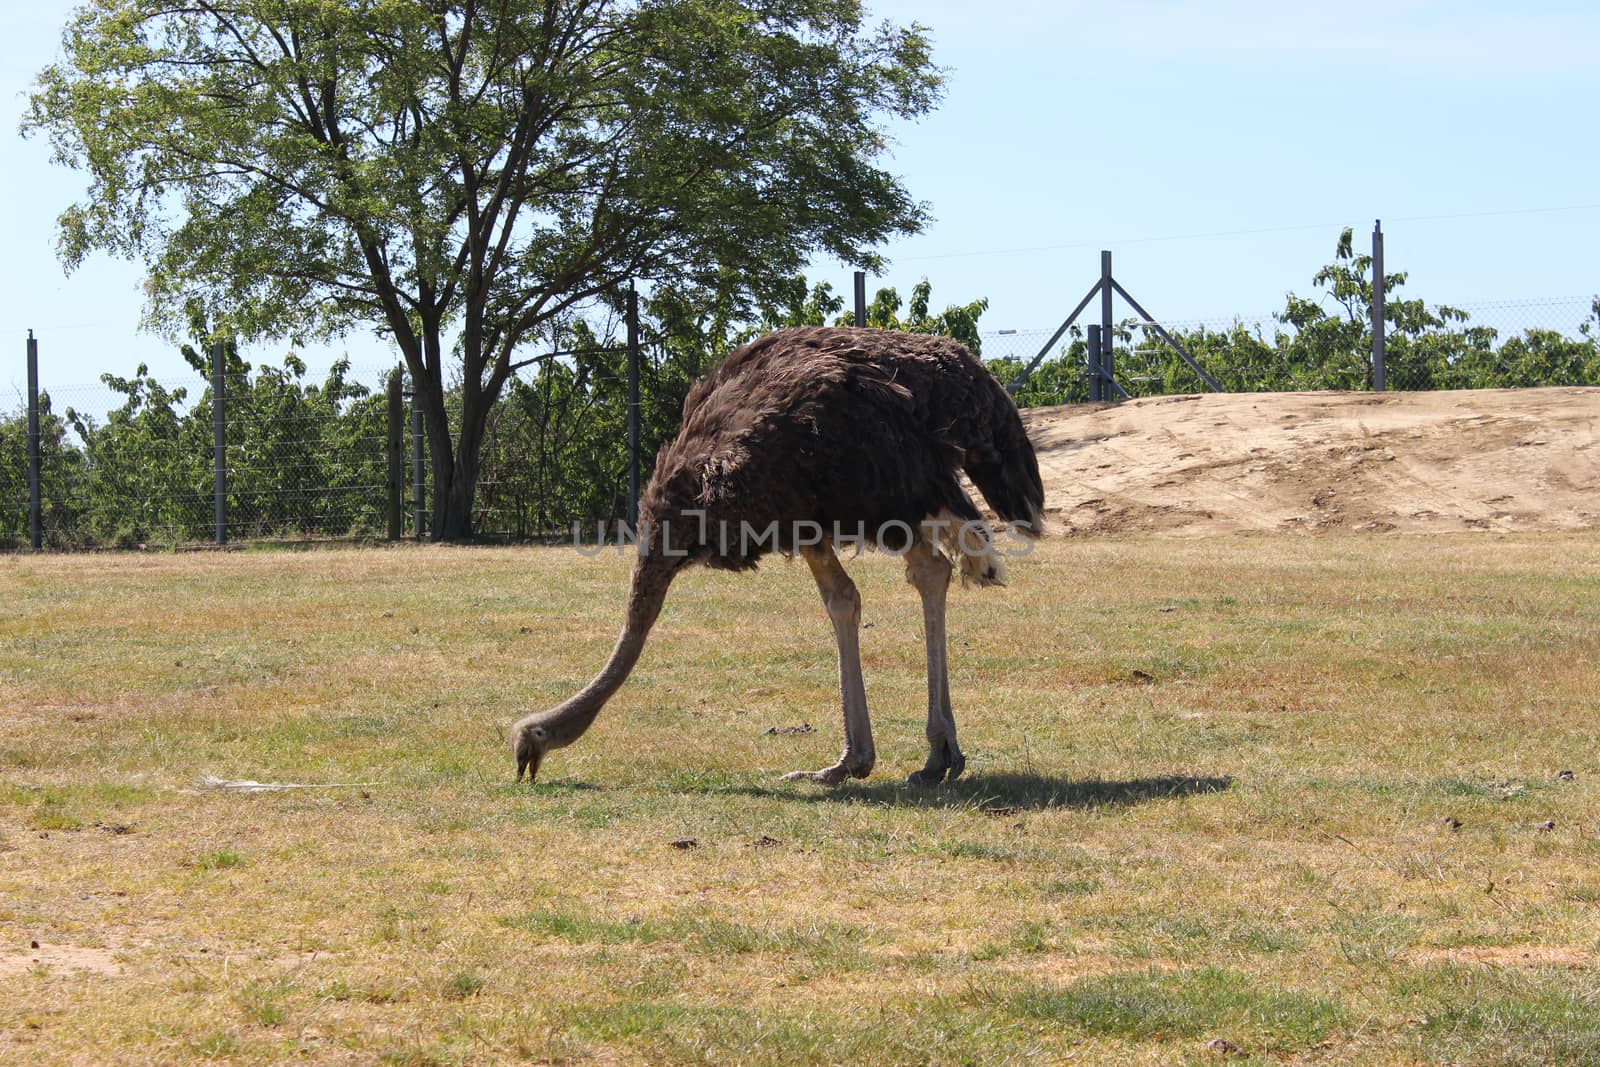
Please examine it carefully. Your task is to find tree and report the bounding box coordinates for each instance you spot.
[25,0,942,539]
[52,349,387,546]
[840,278,988,353]
[63,365,210,545]
[1274,227,1468,391]
[0,394,85,549]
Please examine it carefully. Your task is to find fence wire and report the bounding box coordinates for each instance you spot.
[986,295,1600,404]
[6,295,1599,548]
[2,362,399,549]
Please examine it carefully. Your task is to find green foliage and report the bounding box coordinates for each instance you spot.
[11,226,1600,546]
[986,337,1095,408]
[24,0,943,539]
[1395,964,1600,1066]
[842,278,990,354]
[756,276,849,331]
[62,364,210,547]
[0,391,86,548]
[474,325,705,537]
[2,348,390,548]
[999,230,1600,405]
[202,350,389,541]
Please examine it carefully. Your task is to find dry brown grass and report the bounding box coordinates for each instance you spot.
[2,533,1598,1065]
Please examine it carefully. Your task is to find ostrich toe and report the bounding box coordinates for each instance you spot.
[908,738,965,786]
[781,759,871,786]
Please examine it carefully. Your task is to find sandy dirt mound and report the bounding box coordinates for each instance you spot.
[1022,387,1599,538]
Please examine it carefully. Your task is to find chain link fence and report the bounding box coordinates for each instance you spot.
[2,332,690,549]
[6,293,1598,549]
[1,357,399,549]
[984,295,1600,405]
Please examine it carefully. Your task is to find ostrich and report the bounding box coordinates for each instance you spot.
[511,326,1044,785]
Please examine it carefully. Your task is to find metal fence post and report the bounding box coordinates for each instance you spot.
[626,284,641,530]
[411,376,425,540]
[26,331,41,549]
[1087,323,1103,402]
[1005,279,1103,394]
[211,340,226,545]
[1371,220,1387,392]
[853,271,867,327]
[1100,250,1115,396]
[385,370,403,541]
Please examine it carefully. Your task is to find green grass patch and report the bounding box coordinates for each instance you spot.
[1,782,158,831]
[566,997,1035,1066]
[237,978,291,1026]
[500,905,869,967]
[193,849,246,870]
[1397,966,1600,1066]
[443,971,485,999]
[1002,967,1345,1050]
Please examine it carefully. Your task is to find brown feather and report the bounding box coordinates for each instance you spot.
[639,327,1044,569]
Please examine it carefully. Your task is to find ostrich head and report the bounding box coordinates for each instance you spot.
[511,720,551,782]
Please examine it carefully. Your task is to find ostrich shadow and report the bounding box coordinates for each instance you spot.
[722,771,1234,812]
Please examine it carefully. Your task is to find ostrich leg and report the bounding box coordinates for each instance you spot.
[782,543,876,784]
[905,539,966,785]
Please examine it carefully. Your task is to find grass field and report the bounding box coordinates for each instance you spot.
[2,533,1598,1065]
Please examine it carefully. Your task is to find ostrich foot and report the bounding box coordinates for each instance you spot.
[908,739,965,786]
[781,757,873,785]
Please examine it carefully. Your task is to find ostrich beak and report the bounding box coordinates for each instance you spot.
[512,728,543,783]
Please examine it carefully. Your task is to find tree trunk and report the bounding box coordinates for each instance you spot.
[406,321,520,543]
[432,375,497,542]
[429,431,457,540]
[408,370,453,542]
[439,445,481,540]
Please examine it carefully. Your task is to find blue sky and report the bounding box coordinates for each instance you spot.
[4,0,1599,402]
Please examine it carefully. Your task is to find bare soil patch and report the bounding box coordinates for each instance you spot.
[1023,387,1599,537]
[0,943,121,978]
[1406,945,1594,969]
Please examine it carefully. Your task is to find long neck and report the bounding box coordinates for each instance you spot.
[533,554,676,749]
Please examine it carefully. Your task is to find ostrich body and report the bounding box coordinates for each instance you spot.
[511,326,1044,785]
